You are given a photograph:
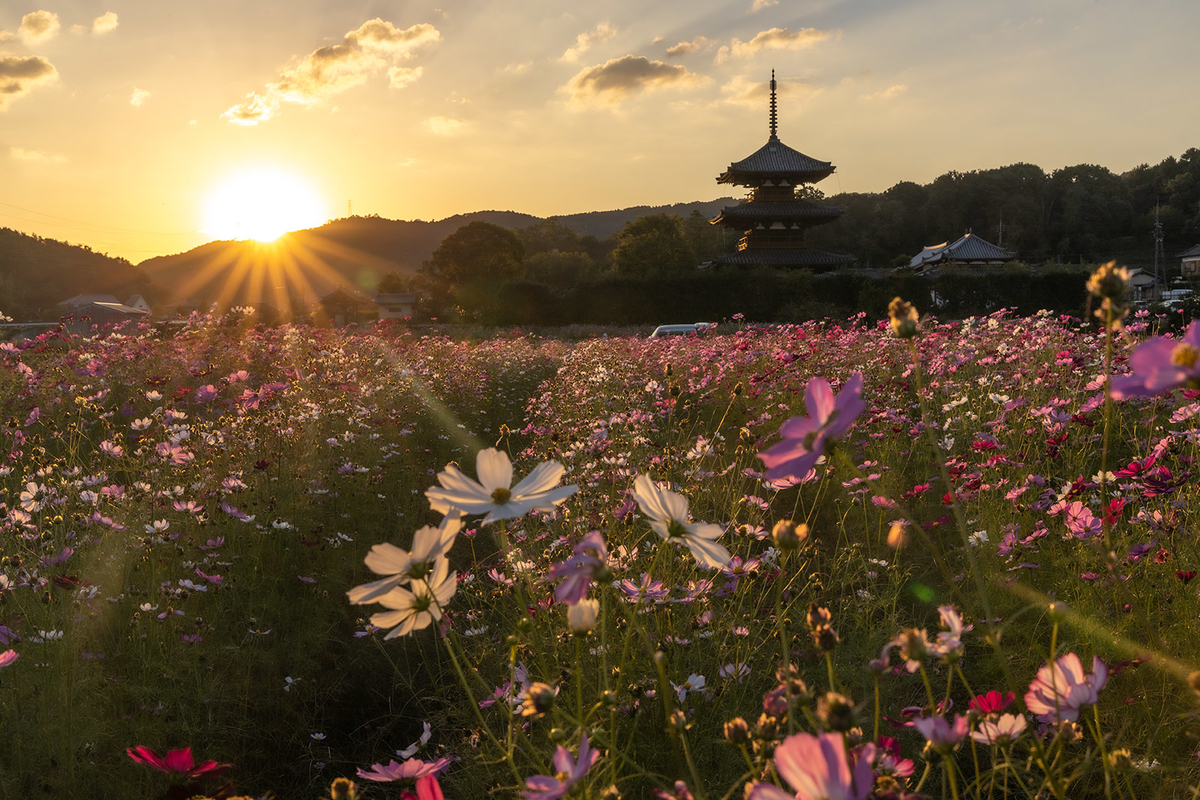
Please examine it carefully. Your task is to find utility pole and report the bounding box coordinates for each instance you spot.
[995,212,1005,248]
[1153,201,1165,302]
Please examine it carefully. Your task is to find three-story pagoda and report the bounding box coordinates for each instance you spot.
[711,71,853,269]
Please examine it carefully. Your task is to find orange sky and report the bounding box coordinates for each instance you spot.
[2,0,1198,263]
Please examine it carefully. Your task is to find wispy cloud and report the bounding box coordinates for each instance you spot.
[560,22,618,63]
[423,115,469,136]
[860,84,907,101]
[222,18,440,126]
[19,10,60,45]
[749,0,779,12]
[715,27,834,64]
[10,146,66,163]
[499,60,532,76]
[665,36,713,57]
[721,74,821,108]
[130,87,150,106]
[565,55,707,107]
[92,12,119,35]
[0,55,58,111]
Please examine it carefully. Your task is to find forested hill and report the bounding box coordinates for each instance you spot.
[0,228,157,319]
[809,149,1200,268]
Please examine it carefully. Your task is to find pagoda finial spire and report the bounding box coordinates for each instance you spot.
[769,69,777,138]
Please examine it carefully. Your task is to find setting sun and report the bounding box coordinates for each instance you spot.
[202,169,327,242]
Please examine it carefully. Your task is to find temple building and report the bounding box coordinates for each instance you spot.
[710,71,854,270]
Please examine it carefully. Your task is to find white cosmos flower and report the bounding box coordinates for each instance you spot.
[369,559,458,640]
[631,475,730,568]
[347,514,462,605]
[426,448,578,525]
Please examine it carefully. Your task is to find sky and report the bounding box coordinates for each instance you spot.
[2,0,1199,263]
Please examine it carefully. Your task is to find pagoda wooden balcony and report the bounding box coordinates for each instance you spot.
[737,232,812,251]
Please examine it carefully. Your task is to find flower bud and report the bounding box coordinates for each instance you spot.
[566,598,599,635]
[549,727,569,743]
[1047,602,1070,622]
[1086,261,1130,299]
[816,691,856,732]
[888,297,919,338]
[755,712,779,740]
[521,682,556,717]
[772,519,807,551]
[1107,748,1132,772]
[330,778,357,800]
[723,717,750,744]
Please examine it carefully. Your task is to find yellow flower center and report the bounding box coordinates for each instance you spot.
[491,487,512,504]
[1171,343,1199,369]
[667,519,689,539]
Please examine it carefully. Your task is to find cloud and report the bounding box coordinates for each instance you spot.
[720,73,821,108]
[860,84,907,101]
[92,12,119,35]
[19,10,60,44]
[10,146,65,163]
[665,36,713,57]
[388,65,422,89]
[560,22,617,63]
[500,60,532,75]
[750,0,779,11]
[222,18,440,125]
[565,55,707,107]
[130,87,150,106]
[0,54,58,111]
[423,115,468,136]
[715,27,833,64]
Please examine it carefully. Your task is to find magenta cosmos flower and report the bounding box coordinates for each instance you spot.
[1024,652,1107,723]
[758,373,865,482]
[1111,322,1200,398]
[547,530,608,604]
[747,731,873,800]
[520,733,600,800]
[0,649,18,668]
[125,746,232,780]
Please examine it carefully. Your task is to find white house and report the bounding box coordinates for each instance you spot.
[373,293,415,321]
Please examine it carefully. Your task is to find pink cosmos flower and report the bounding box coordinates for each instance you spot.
[547,530,608,604]
[758,373,865,482]
[913,714,970,750]
[746,731,873,800]
[520,733,600,799]
[125,746,232,780]
[1111,322,1200,398]
[1024,652,1107,723]
[970,713,1027,745]
[400,775,446,800]
[357,756,450,782]
[0,649,19,668]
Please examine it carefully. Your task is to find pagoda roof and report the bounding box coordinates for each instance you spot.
[717,136,835,185]
[714,249,856,268]
[712,200,844,226]
[908,233,1016,269]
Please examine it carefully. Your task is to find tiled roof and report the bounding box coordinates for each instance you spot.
[1177,244,1200,258]
[712,200,844,225]
[717,136,835,185]
[908,234,1016,268]
[714,249,856,268]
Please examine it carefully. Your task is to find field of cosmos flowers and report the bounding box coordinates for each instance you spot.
[2,278,1200,800]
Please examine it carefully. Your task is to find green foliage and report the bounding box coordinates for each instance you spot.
[609,214,697,278]
[425,221,526,285]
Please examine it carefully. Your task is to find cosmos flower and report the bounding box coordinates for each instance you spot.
[746,731,873,800]
[520,733,600,800]
[125,746,232,780]
[369,559,458,640]
[356,756,450,782]
[1111,322,1200,398]
[968,690,1015,715]
[970,713,1027,745]
[913,714,970,750]
[547,530,608,604]
[347,514,463,605]
[0,649,19,668]
[426,448,578,525]
[758,373,865,483]
[1024,652,1108,723]
[630,475,730,568]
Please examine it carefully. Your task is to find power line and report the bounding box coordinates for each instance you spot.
[0,201,196,236]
